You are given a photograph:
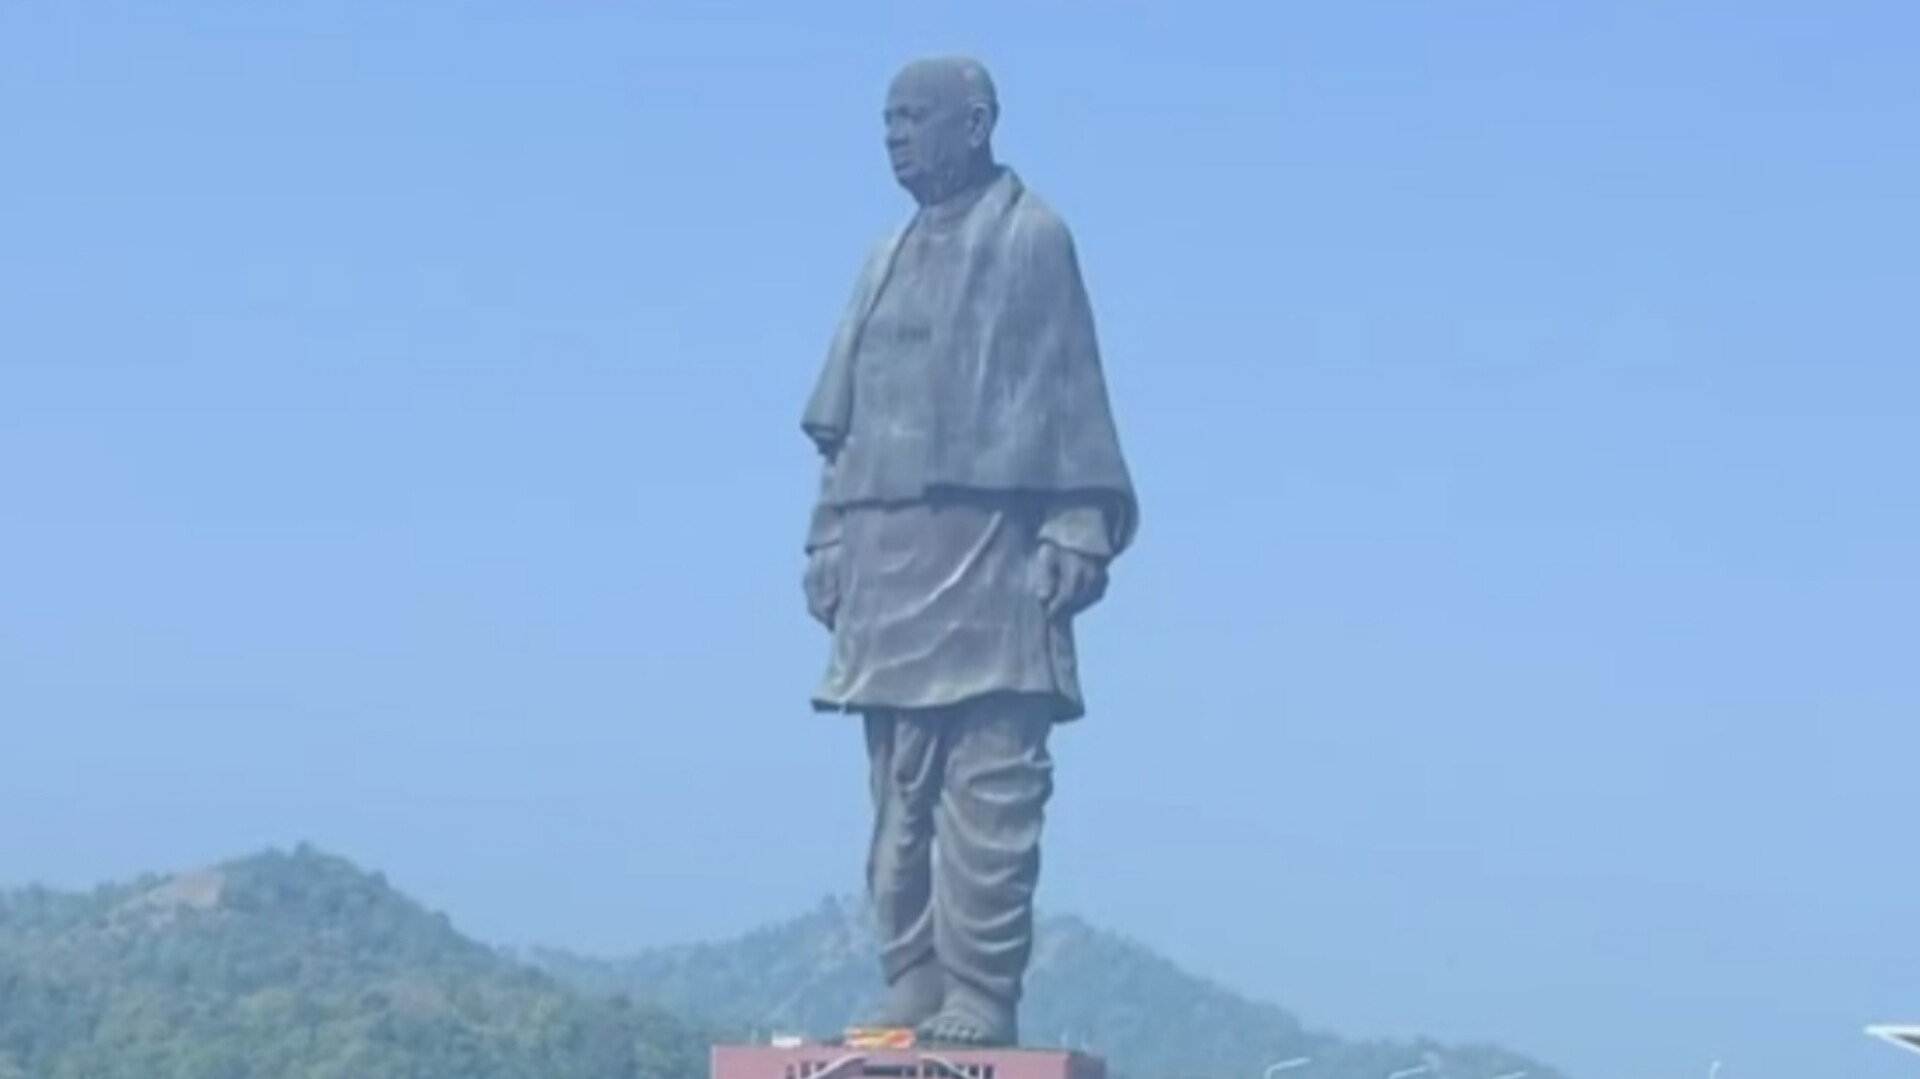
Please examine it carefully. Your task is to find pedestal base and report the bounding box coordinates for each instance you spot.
[711,1043,1107,1079]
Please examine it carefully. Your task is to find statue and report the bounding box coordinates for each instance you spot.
[799,56,1139,1049]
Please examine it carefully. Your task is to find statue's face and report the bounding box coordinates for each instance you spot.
[883,66,985,203]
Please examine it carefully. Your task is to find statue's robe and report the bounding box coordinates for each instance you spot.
[802,166,1137,722]
[800,166,1136,1023]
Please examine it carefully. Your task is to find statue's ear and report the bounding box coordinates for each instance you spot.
[965,101,996,149]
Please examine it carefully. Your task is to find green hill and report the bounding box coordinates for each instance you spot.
[0,846,709,1079]
[527,897,1566,1079]
[0,848,1568,1079]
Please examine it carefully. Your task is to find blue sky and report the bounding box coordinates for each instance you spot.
[2,3,1916,1078]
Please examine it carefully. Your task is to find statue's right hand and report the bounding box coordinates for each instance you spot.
[803,544,843,630]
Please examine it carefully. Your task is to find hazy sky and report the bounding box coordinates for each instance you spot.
[3,4,1916,1079]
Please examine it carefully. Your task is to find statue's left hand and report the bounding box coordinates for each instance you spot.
[804,543,843,629]
[1035,542,1108,620]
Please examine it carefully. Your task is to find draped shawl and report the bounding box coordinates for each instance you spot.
[801,167,1139,556]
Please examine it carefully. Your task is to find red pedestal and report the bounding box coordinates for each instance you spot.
[711,1044,1108,1079]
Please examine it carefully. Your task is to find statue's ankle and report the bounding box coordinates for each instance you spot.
[867,958,942,1027]
[889,955,940,991]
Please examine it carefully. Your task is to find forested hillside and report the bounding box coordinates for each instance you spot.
[530,896,1563,1079]
[0,847,1566,1079]
[0,846,708,1079]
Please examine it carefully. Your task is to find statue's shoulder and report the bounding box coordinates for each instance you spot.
[998,182,1082,278]
[1001,176,1079,261]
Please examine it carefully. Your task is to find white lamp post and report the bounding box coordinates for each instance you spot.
[1264,1057,1312,1079]
[1869,1025,1920,1056]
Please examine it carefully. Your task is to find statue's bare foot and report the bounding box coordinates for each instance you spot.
[861,960,944,1029]
[913,982,1016,1048]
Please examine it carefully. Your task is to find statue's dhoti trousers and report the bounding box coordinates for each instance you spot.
[863,692,1054,1010]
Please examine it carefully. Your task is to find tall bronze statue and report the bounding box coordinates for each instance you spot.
[799,57,1139,1048]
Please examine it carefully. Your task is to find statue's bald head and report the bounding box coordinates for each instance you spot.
[883,56,1000,206]
[889,56,999,125]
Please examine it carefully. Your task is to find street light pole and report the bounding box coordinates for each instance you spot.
[1263,1057,1312,1079]
[1869,1025,1920,1056]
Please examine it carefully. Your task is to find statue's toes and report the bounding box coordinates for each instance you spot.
[927,1022,971,1045]
[916,1014,997,1047]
